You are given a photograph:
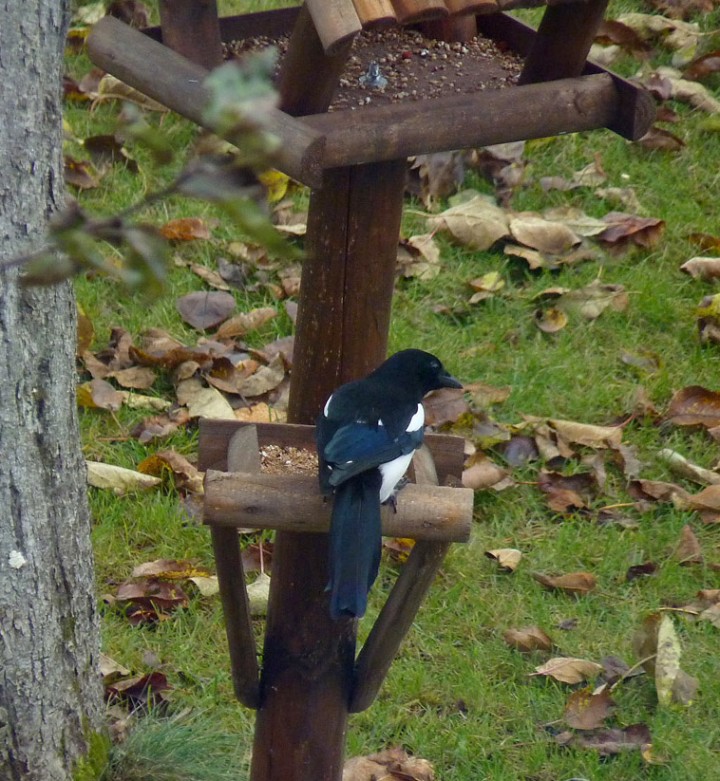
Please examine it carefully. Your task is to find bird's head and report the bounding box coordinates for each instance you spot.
[374,349,462,397]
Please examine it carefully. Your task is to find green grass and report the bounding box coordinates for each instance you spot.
[67,2,720,779]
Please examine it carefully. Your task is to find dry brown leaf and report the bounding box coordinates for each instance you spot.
[549,419,623,450]
[462,455,510,491]
[176,378,236,419]
[509,213,580,254]
[503,625,552,652]
[658,448,720,485]
[598,212,665,250]
[176,291,236,331]
[427,194,509,250]
[216,306,277,340]
[534,307,568,333]
[532,657,603,684]
[108,366,157,390]
[563,687,615,730]
[674,523,703,565]
[343,747,434,781]
[557,281,629,320]
[554,723,652,757]
[160,217,211,241]
[422,387,468,427]
[485,548,522,572]
[680,256,720,281]
[666,385,720,428]
[397,233,442,280]
[132,559,211,580]
[77,378,124,411]
[137,450,204,494]
[532,571,597,596]
[235,354,286,397]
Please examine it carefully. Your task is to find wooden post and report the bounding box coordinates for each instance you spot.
[250,159,408,781]
[158,0,223,70]
[518,0,609,84]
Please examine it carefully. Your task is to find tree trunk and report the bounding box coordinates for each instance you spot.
[0,2,103,779]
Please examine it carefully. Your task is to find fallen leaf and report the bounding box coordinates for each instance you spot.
[554,723,652,757]
[427,193,509,250]
[532,571,597,596]
[636,126,685,151]
[137,450,204,494]
[532,657,603,684]
[468,271,504,303]
[666,385,720,428]
[132,559,211,579]
[397,233,442,280]
[99,653,131,684]
[131,408,191,444]
[343,747,435,781]
[655,613,682,707]
[485,548,522,572]
[422,387,468,427]
[236,354,286,397]
[462,455,510,490]
[189,575,220,596]
[503,625,552,652]
[673,523,703,565]
[77,378,124,411]
[176,291,236,331]
[176,378,236,419]
[116,577,189,614]
[680,256,720,281]
[598,212,665,250]
[563,687,615,730]
[86,461,161,494]
[64,156,101,189]
[160,217,212,241]
[659,448,720,486]
[534,307,568,333]
[106,671,172,713]
[108,366,156,390]
[247,571,271,616]
[120,392,172,411]
[509,214,580,254]
[216,306,277,340]
[549,419,623,449]
[556,281,629,320]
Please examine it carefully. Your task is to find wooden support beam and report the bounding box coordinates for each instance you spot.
[305,0,362,55]
[518,0,609,84]
[350,446,454,713]
[250,160,408,781]
[87,16,326,188]
[204,472,473,541]
[210,427,261,709]
[277,5,355,116]
[158,0,223,70]
[302,72,651,167]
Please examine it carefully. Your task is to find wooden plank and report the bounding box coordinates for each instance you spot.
[518,0,609,84]
[198,421,466,482]
[391,0,449,24]
[353,0,398,27]
[87,16,326,188]
[350,445,452,713]
[445,0,498,14]
[158,0,223,70]
[204,472,474,542]
[277,4,355,116]
[210,427,262,709]
[302,73,622,166]
[418,14,478,42]
[305,0,362,54]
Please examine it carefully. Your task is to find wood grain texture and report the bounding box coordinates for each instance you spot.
[158,0,223,70]
[305,0,362,53]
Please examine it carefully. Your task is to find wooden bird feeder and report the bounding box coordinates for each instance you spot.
[87,2,655,779]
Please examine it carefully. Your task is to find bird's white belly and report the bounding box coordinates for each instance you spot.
[378,451,414,503]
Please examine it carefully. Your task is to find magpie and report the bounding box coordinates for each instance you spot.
[316,349,462,620]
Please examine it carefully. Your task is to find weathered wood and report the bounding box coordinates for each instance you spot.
[204,472,473,541]
[277,4,355,116]
[518,0,609,84]
[353,0,398,26]
[305,0,362,54]
[158,0,223,70]
[476,11,655,139]
[198,420,466,484]
[210,427,261,709]
[418,13,478,41]
[391,0,449,23]
[87,16,326,188]
[302,73,649,165]
[350,446,453,713]
[251,160,408,781]
[446,0,497,14]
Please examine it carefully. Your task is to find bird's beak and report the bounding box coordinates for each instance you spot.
[439,371,463,390]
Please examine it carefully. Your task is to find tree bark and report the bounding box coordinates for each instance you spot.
[0,2,103,779]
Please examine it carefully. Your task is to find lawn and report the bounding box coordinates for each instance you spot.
[67,1,720,779]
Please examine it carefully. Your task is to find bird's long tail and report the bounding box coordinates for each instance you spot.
[328,470,382,620]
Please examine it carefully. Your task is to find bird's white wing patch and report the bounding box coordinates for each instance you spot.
[407,403,424,432]
[323,394,334,417]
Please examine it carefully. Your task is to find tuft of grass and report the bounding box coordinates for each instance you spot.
[102,716,250,781]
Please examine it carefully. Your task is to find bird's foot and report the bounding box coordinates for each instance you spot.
[383,477,409,514]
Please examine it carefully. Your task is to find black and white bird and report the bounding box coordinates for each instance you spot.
[316,349,462,620]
